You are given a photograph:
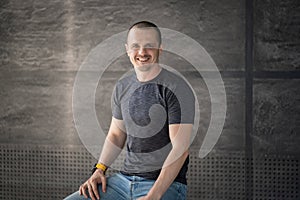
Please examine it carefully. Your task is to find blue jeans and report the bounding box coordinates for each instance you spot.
[64,173,187,200]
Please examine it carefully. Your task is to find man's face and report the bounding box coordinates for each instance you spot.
[126,27,161,71]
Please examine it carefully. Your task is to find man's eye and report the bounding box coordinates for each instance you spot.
[145,44,154,48]
[131,45,139,49]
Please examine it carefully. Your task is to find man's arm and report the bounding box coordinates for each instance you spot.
[98,117,127,166]
[79,117,126,200]
[139,123,192,200]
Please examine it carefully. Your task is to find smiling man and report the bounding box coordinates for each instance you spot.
[65,21,195,200]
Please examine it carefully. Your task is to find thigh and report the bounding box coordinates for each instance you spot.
[103,173,130,199]
[64,173,130,200]
[133,180,187,200]
[132,178,155,199]
[161,182,187,200]
[64,191,87,200]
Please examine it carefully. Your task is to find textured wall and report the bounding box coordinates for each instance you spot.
[0,0,299,199]
[253,0,300,156]
[252,1,300,199]
[0,0,245,146]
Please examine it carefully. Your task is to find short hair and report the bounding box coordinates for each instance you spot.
[127,21,162,45]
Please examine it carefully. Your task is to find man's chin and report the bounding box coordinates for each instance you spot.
[134,63,155,71]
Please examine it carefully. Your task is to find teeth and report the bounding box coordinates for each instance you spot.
[138,57,149,62]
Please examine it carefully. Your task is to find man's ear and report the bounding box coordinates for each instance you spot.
[125,44,129,56]
[159,44,163,54]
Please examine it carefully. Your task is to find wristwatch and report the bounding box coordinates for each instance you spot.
[91,163,108,175]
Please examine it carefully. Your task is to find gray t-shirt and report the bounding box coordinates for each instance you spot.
[112,68,195,184]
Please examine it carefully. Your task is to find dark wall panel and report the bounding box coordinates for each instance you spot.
[253,80,300,155]
[254,0,300,71]
[252,0,300,199]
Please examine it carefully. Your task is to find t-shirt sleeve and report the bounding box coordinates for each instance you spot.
[112,84,123,120]
[167,82,195,124]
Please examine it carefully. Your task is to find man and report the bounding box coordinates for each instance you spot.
[65,21,195,200]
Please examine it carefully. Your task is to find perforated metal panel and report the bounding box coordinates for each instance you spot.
[253,155,299,200]
[0,144,96,200]
[188,151,299,200]
[0,144,299,200]
[187,151,246,200]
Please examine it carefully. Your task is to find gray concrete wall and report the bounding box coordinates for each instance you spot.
[0,0,299,199]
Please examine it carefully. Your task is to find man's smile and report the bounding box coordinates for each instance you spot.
[136,56,151,63]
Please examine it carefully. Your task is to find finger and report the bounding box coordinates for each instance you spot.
[79,186,82,195]
[82,185,89,199]
[91,182,100,200]
[100,176,107,193]
[88,184,96,200]
[79,185,86,197]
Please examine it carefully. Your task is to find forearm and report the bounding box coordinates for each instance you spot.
[98,134,124,166]
[147,150,189,199]
[98,118,127,167]
[147,124,192,199]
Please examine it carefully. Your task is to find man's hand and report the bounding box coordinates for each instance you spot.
[79,169,106,200]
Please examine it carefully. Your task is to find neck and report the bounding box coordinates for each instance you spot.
[135,64,162,82]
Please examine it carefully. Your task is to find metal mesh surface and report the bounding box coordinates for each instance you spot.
[0,144,299,200]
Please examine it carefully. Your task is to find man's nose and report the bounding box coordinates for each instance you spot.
[138,47,146,55]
